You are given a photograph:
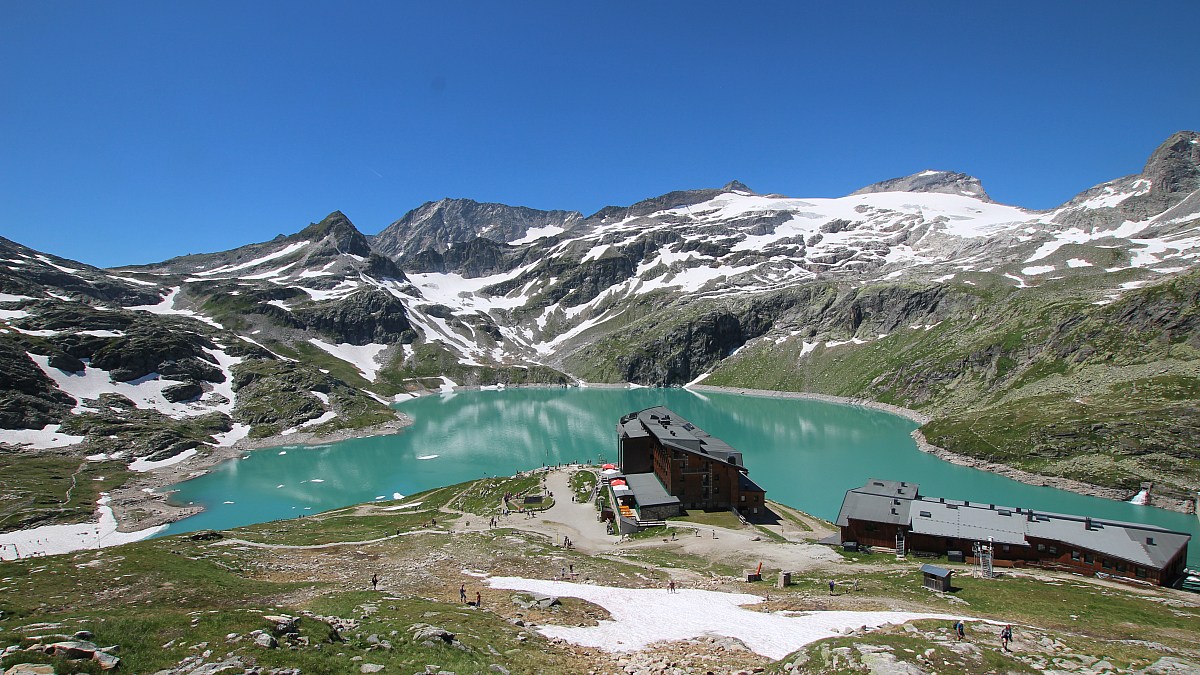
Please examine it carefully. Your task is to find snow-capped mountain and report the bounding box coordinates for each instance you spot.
[4,131,1200,503]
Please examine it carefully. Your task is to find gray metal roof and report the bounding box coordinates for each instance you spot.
[1024,511,1189,569]
[633,407,745,468]
[835,488,912,527]
[618,418,649,439]
[920,564,951,578]
[623,471,682,508]
[838,480,1190,570]
[910,499,1028,546]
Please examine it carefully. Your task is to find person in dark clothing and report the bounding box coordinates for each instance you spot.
[459,584,467,603]
[1001,624,1012,650]
[371,573,378,590]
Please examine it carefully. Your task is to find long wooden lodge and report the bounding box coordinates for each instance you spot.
[836,479,1190,587]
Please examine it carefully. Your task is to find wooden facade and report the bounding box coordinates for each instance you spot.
[618,407,766,514]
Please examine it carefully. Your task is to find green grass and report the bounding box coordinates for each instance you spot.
[768,502,814,532]
[0,454,128,532]
[669,508,744,530]
[450,473,548,515]
[569,469,597,501]
[233,509,453,546]
[3,472,1199,673]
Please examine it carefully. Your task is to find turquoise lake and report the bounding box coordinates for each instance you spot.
[161,387,1199,566]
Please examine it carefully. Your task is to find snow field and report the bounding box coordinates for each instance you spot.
[0,495,164,561]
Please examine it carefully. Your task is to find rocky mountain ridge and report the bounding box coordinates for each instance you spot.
[3,131,1200,515]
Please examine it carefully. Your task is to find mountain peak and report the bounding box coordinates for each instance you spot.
[296,211,372,257]
[850,170,991,202]
[722,180,754,193]
[1141,130,1200,197]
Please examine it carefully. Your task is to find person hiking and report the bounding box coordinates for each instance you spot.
[459,584,467,603]
[955,620,966,640]
[828,579,836,595]
[1001,624,1012,651]
[371,573,378,590]
[476,591,482,607]
[668,579,676,593]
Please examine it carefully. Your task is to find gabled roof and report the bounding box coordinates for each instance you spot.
[920,564,952,578]
[838,480,1191,570]
[835,482,913,527]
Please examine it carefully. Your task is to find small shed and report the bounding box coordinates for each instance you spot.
[920,564,953,592]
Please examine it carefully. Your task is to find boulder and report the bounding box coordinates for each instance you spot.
[263,614,299,635]
[254,633,278,649]
[162,382,203,403]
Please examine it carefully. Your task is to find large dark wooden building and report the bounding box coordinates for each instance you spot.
[616,406,766,517]
[835,479,1191,587]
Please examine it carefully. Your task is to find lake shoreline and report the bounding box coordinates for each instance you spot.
[108,409,414,532]
[111,382,1192,533]
[687,385,1193,514]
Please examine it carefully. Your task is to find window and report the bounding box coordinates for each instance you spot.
[1048,546,1057,555]
[1101,559,1112,569]
[1071,551,1081,561]
[998,509,1011,516]
[1084,553,1094,564]
[1116,562,1126,573]
[1037,543,1046,552]
[1136,567,1147,579]
[740,495,746,502]
[919,511,932,518]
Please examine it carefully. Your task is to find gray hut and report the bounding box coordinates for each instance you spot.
[920,564,953,592]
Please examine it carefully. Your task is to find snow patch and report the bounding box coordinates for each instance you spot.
[1021,265,1056,276]
[129,448,198,472]
[309,339,387,381]
[486,577,964,659]
[194,241,310,277]
[0,494,165,560]
[0,423,85,449]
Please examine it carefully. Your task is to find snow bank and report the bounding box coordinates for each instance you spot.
[0,423,85,449]
[487,577,964,659]
[129,448,198,472]
[0,495,165,561]
[309,339,387,381]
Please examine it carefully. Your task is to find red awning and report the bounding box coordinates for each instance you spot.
[610,479,627,486]
[602,463,616,469]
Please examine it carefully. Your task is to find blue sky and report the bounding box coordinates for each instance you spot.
[2,2,1197,268]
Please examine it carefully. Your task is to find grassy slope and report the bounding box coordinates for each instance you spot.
[2,476,1197,674]
[694,270,1200,501]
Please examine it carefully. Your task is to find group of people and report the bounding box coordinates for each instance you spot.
[459,583,482,607]
[954,620,1014,651]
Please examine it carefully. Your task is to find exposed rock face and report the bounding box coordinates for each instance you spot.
[851,170,992,201]
[0,336,74,429]
[0,236,162,306]
[404,236,533,277]
[373,198,582,259]
[292,289,414,345]
[89,323,222,383]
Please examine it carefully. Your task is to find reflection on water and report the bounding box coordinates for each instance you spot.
[161,388,1199,566]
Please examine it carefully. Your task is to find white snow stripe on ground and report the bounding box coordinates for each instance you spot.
[487,577,965,660]
[0,495,165,560]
